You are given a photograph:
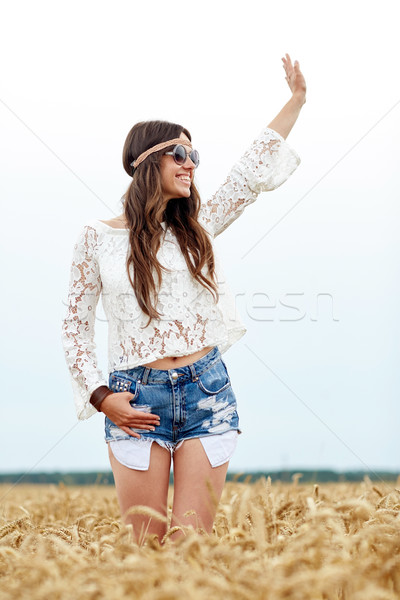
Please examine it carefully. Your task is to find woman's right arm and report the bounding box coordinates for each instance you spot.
[61,224,109,420]
[61,224,161,435]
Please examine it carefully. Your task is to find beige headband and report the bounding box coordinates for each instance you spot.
[131,138,193,169]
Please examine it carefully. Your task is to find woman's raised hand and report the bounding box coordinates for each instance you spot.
[100,392,161,439]
[282,53,306,103]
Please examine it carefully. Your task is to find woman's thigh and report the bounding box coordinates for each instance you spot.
[108,442,171,544]
[170,438,229,537]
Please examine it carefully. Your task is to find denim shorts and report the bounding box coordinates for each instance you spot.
[104,346,241,470]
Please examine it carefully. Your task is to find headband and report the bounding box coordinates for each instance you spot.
[130,138,192,169]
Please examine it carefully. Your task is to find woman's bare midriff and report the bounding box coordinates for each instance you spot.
[141,346,214,370]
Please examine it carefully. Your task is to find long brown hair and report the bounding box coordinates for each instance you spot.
[121,120,218,326]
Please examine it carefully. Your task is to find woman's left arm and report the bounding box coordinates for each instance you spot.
[267,54,307,140]
[198,54,306,238]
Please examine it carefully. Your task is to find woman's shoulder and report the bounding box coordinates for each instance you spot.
[75,217,129,237]
[98,215,128,230]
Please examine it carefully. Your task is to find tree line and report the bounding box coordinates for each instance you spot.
[0,470,398,486]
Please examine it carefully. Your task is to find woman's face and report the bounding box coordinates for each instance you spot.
[159,132,195,202]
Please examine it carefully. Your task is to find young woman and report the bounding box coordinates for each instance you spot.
[62,54,306,544]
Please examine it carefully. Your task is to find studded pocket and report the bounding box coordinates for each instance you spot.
[109,373,140,401]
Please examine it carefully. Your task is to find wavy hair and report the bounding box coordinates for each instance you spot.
[121,120,218,326]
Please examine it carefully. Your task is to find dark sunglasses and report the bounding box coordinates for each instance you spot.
[164,144,200,168]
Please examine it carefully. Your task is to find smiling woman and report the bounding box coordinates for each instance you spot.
[61,54,306,545]
[160,133,197,201]
[121,121,219,327]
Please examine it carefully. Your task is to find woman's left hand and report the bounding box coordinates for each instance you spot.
[282,53,307,103]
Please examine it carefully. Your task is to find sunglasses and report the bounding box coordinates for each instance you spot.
[164,145,200,168]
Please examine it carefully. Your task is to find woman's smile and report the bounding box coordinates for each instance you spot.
[175,174,191,184]
[160,132,195,200]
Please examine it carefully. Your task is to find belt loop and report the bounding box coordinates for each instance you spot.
[189,364,198,382]
[141,367,151,385]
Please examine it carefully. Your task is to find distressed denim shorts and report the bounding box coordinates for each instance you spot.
[105,346,241,471]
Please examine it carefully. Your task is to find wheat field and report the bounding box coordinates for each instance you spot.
[0,477,399,599]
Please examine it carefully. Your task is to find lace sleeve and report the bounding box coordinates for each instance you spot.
[198,127,301,237]
[61,224,108,420]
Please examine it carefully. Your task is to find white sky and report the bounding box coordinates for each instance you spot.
[1,0,399,475]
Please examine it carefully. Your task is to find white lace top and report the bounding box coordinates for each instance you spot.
[62,126,300,419]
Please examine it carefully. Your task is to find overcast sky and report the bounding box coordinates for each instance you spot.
[1,0,399,476]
